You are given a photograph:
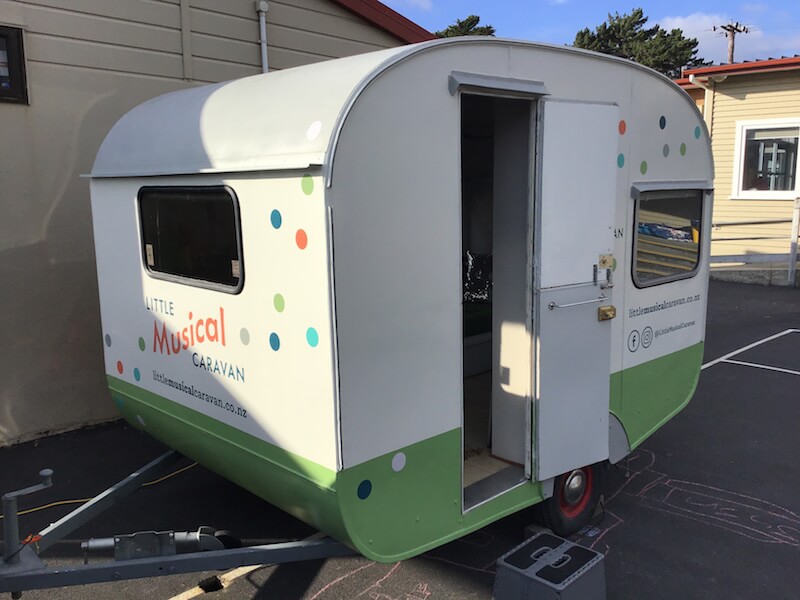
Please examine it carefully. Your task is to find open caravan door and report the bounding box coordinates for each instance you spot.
[535,99,618,482]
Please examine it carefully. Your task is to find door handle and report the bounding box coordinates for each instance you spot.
[547,294,607,310]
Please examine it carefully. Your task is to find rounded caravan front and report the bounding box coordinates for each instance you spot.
[91,38,713,562]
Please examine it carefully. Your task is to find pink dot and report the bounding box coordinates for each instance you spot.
[116,361,124,374]
[619,120,627,135]
[296,229,308,250]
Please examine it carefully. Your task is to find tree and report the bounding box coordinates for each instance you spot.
[436,15,495,38]
[573,8,710,78]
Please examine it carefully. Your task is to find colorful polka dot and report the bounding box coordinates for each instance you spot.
[618,120,627,135]
[270,210,282,229]
[301,174,314,196]
[357,480,372,500]
[116,361,124,374]
[138,337,146,351]
[392,452,407,472]
[617,153,625,168]
[240,328,250,345]
[659,116,667,130]
[306,327,319,348]
[134,368,141,382]
[105,334,112,347]
[269,333,281,351]
[136,415,146,427]
[113,394,125,409]
[296,229,308,250]
[273,293,285,313]
[680,143,687,156]
[694,126,702,139]
[663,144,670,157]
[640,161,648,175]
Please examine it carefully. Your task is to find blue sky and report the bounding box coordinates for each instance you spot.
[382,1,800,64]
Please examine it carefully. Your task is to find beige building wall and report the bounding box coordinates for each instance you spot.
[0,0,403,446]
[707,71,800,258]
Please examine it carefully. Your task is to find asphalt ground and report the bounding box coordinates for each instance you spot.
[1,280,798,599]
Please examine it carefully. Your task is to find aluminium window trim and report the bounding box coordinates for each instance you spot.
[0,25,28,104]
[731,117,800,200]
[631,188,705,289]
[137,185,245,295]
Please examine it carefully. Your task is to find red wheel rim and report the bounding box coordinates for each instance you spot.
[557,467,593,519]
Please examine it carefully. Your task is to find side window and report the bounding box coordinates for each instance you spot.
[0,26,28,104]
[734,120,800,199]
[633,189,703,287]
[139,186,244,293]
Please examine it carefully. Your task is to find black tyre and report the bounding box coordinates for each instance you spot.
[533,463,601,536]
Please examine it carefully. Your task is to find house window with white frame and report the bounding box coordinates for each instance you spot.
[734,119,800,199]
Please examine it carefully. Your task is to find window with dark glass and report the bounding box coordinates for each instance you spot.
[0,26,27,104]
[139,187,243,292]
[633,190,703,287]
[741,127,798,192]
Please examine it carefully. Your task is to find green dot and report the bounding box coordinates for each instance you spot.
[680,143,687,156]
[640,161,648,175]
[138,337,145,351]
[273,293,285,313]
[301,174,314,196]
[617,153,625,168]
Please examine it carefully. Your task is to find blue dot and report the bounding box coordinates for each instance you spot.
[270,210,282,229]
[659,116,666,129]
[694,126,702,139]
[133,368,141,382]
[306,327,319,348]
[113,394,125,408]
[617,153,625,168]
[269,333,280,351]
[357,480,372,500]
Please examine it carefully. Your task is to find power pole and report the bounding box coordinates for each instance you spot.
[713,22,750,63]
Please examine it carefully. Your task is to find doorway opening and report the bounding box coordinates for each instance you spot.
[461,94,534,510]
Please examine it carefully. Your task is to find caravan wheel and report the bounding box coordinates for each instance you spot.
[534,464,601,536]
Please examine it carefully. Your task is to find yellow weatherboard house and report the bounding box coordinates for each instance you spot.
[90,38,714,562]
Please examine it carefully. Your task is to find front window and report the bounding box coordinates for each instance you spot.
[734,120,800,199]
[633,190,703,287]
[138,186,244,293]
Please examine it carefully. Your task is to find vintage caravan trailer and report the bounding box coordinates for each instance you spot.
[90,38,713,562]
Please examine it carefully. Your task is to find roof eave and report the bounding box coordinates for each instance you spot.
[684,56,800,81]
[329,0,436,44]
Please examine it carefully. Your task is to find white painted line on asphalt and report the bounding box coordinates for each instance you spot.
[721,359,800,377]
[701,329,800,370]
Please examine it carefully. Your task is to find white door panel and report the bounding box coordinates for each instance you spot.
[535,100,617,480]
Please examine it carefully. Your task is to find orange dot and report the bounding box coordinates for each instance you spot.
[116,361,124,374]
[296,229,308,250]
[618,120,627,135]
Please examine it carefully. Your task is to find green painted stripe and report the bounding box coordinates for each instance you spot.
[106,342,703,563]
[337,428,545,562]
[108,376,350,543]
[610,342,704,449]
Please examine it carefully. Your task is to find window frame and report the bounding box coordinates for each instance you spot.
[137,185,245,294]
[631,188,705,289]
[731,118,800,200]
[0,25,28,104]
